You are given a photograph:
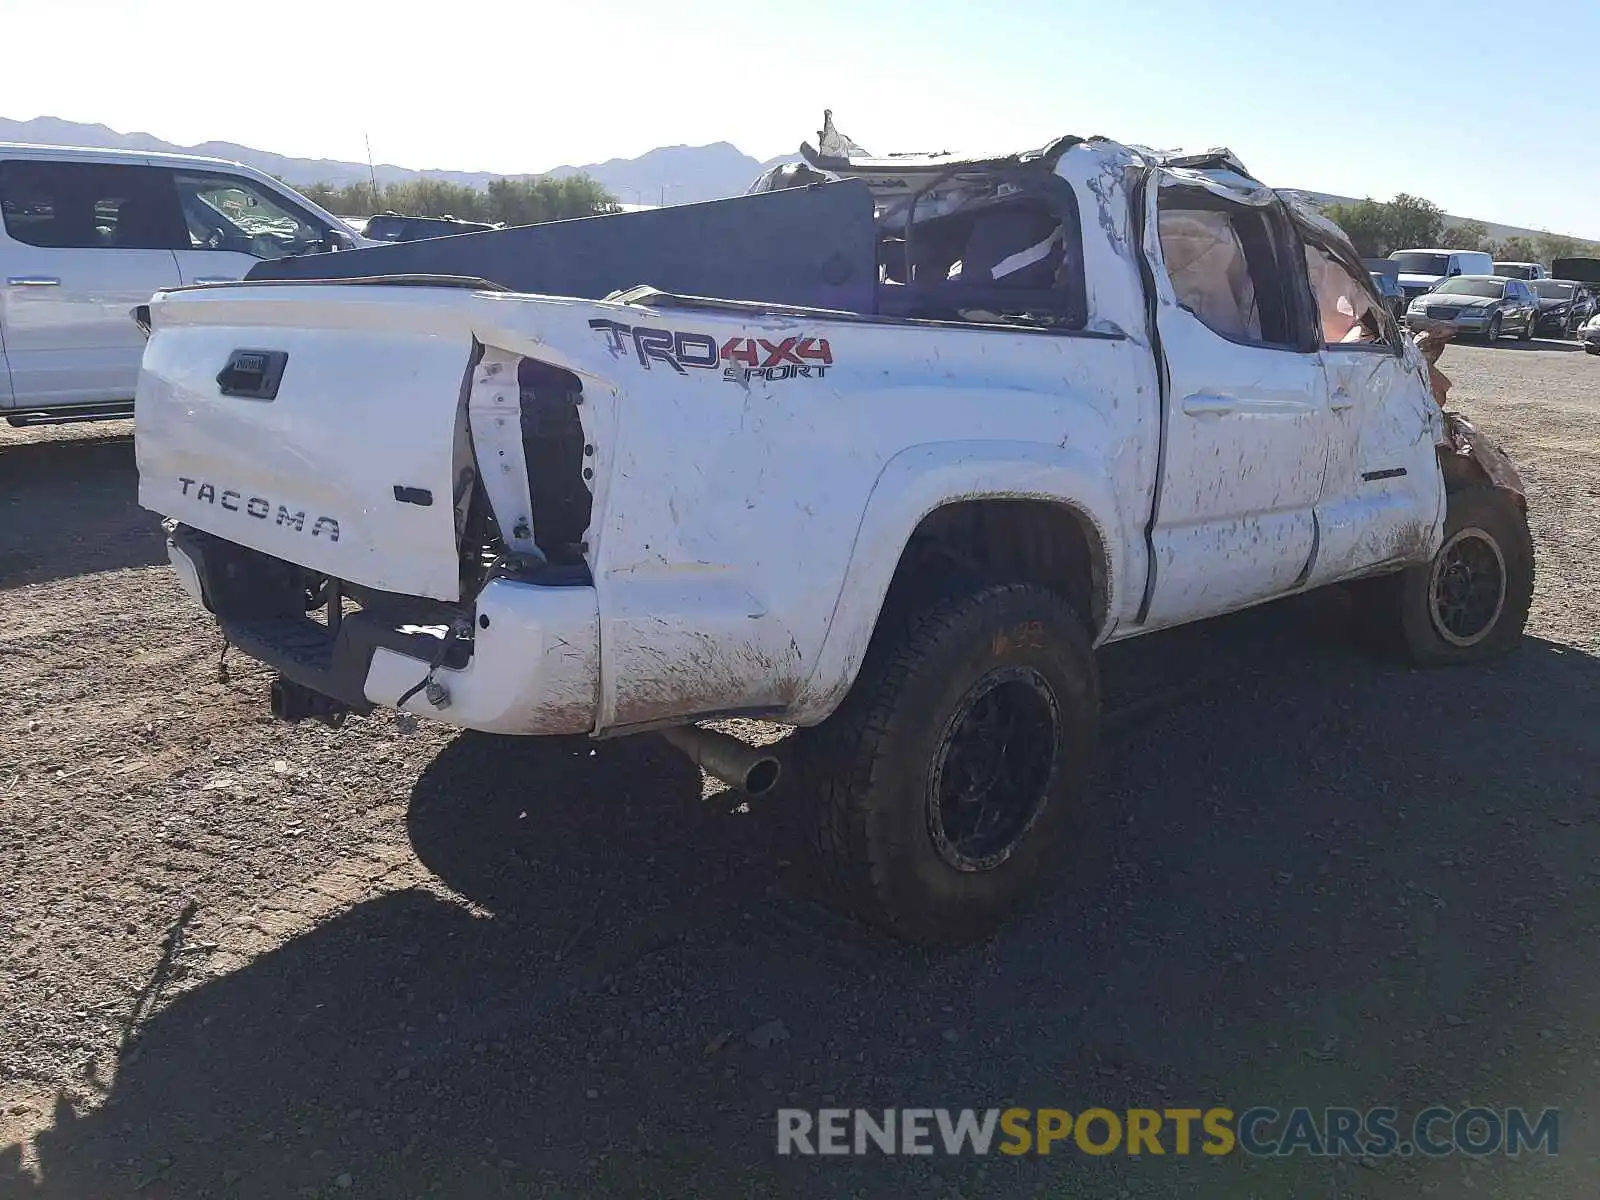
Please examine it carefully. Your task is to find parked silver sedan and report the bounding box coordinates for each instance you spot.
[1406,275,1541,342]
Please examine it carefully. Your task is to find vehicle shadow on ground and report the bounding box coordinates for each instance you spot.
[0,433,164,589]
[7,598,1599,1198]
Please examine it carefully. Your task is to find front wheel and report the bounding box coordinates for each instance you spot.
[1356,483,1534,666]
[1485,315,1503,342]
[790,583,1099,946]
[1585,345,1600,356]
[1519,311,1534,341]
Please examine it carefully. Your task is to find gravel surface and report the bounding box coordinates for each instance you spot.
[2,340,1597,1198]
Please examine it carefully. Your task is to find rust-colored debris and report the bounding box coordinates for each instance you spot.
[1416,329,1527,507]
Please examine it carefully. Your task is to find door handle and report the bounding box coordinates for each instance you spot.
[1330,389,1355,411]
[7,276,60,286]
[192,276,239,284]
[1181,394,1237,417]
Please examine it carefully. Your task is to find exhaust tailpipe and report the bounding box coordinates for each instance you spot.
[659,725,782,796]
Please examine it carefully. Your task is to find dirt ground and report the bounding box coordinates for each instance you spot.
[2,340,1597,1199]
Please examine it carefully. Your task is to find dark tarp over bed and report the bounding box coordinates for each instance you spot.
[248,179,879,313]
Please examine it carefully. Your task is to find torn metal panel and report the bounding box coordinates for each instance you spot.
[816,109,871,160]
[1441,411,1527,508]
[468,349,541,560]
[1408,328,1527,507]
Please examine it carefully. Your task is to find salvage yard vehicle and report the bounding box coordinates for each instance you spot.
[1405,275,1540,341]
[1363,258,1406,324]
[1582,312,1600,354]
[133,120,1535,946]
[0,142,363,427]
[1492,260,1546,281]
[1389,248,1494,302]
[1530,278,1595,337]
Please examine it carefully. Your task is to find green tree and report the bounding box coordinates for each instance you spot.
[1385,194,1446,252]
[1323,198,1390,257]
[1535,231,1582,267]
[1323,193,1446,257]
[1449,219,1490,253]
[1495,236,1538,264]
[295,174,616,226]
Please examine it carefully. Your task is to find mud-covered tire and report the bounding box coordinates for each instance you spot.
[789,583,1099,947]
[1357,483,1534,666]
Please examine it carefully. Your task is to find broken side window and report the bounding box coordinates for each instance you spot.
[1158,208,1261,341]
[1303,242,1387,347]
[1156,196,1301,349]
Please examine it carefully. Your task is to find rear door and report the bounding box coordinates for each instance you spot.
[1140,173,1331,627]
[165,169,336,285]
[0,157,183,410]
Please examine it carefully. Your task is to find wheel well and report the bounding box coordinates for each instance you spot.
[889,499,1108,636]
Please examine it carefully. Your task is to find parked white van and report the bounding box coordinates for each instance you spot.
[1388,248,1495,303]
[0,143,364,426]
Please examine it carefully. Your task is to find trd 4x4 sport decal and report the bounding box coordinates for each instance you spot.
[589,319,833,382]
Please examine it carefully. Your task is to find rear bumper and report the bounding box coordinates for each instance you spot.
[169,529,599,735]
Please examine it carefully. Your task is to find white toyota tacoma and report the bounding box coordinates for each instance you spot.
[133,127,1533,945]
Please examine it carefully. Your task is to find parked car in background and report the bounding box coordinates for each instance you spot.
[1389,248,1495,302]
[1581,310,1600,354]
[361,212,501,242]
[1530,279,1595,336]
[1492,260,1546,281]
[1364,258,1406,323]
[0,142,364,427]
[1405,275,1539,341]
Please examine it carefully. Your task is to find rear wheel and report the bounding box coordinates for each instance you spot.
[1356,483,1534,666]
[790,582,1099,946]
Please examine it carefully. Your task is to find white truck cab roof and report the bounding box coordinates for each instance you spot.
[0,141,352,231]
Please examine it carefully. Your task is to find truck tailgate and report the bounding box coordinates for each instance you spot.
[136,286,477,601]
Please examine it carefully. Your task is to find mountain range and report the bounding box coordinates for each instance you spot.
[0,115,1574,244]
[0,116,785,207]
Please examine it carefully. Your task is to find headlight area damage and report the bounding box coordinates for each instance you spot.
[1413,327,1527,507]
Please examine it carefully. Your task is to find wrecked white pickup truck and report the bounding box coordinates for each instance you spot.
[134,121,1532,945]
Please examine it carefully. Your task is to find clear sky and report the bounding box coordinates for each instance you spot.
[4,0,1595,236]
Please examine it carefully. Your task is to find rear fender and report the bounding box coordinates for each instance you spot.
[787,440,1127,724]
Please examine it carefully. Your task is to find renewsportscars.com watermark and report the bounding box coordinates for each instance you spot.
[776,1106,1560,1159]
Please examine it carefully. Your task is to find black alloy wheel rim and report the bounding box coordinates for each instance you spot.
[1428,527,1507,647]
[928,667,1061,872]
